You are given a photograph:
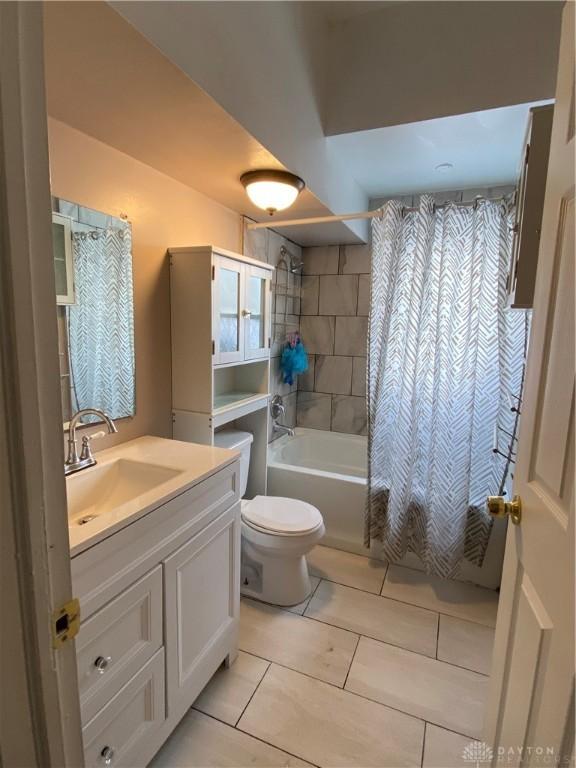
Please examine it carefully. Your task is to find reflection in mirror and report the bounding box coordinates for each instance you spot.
[52,198,135,425]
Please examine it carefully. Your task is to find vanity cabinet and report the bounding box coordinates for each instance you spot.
[71,459,240,767]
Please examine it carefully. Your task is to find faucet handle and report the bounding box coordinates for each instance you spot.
[79,431,106,461]
[270,394,286,420]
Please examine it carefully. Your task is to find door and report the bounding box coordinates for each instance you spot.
[213,255,245,364]
[485,4,574,764]
[1,3,84,766]
[244,263,271,360]
[164,505,240,722]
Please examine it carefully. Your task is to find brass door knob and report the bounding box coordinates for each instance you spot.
[487,494,522,525]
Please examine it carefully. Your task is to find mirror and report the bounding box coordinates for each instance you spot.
[52,198,135,426]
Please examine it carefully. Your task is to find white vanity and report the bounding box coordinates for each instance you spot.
[68,436,241,767]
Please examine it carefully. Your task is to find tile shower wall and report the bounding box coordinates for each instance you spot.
[297,245,370,435]
[243,222,302,440]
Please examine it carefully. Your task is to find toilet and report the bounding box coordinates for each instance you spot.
[214,429,325,606]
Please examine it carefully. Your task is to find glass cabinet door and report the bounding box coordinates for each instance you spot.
[244,264,270,360]
[214,256,244,363]
[52,213,75,305]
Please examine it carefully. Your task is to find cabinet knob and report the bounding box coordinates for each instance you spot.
[100,746,114,765]
[242,309,251,317]
[94,655,111,674]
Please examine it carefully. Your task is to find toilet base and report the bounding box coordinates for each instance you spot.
[240,529,322,606]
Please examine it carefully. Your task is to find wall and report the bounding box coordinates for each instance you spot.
[48,118,241,450]
[243,223,302,440]
[325,1,562,135]
[297,245,369,435]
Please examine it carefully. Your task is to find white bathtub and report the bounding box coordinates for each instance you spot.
[267,427,505,588]
[267,428,367,553]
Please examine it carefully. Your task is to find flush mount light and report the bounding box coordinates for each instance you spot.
[240,170,305,215]
[435,162,454,173]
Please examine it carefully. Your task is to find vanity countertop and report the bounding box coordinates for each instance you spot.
[67,435,238,557]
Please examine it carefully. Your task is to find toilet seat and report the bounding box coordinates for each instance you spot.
[241,496,323,536]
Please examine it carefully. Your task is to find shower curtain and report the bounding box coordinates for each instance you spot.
[365,195,528,578]
[68,226,135,419]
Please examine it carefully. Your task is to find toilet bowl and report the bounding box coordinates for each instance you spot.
[214,429,325,606]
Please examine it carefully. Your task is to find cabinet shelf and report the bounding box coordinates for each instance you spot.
[213,392,269,427]
[213,391,264,410]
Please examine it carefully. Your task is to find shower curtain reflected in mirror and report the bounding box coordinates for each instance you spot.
[67,225,135,420]
[365,196,529,578]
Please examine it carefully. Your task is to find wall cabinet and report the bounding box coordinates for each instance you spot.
[213,255,272,364]
[71,460,241,767]
[507,104,554,309]
[170,246,273,497]
[52,211,75,305]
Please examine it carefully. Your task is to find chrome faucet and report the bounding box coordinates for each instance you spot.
[270,395,295,438]
[273,422,295,437]
[65,408,118,476]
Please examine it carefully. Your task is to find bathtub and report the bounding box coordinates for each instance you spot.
[267,427,506,588]
[267,428,367,553]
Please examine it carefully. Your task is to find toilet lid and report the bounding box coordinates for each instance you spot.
[241,496,323,535]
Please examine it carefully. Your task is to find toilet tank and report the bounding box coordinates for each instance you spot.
[213,429,253,497]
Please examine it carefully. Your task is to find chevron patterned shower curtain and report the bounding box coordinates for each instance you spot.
[68,226,135,419]
[365,195,528,578]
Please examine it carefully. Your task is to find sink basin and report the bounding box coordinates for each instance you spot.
[67,458,183,523]
[66,435,239,557]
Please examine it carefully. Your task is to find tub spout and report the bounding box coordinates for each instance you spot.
[273,422,295,437]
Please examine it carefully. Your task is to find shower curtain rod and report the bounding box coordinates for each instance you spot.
[246,194,511,230]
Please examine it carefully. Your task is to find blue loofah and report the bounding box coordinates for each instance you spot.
[280,337,309,385]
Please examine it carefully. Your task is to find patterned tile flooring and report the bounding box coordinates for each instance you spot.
[151,545,499,768]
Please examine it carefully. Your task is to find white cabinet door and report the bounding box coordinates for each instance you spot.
[164,504,240,722]
[244,263,271,360]
[213,255,245,364]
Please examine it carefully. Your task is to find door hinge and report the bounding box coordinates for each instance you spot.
[52,598,80,649]
[268,337,271,348]
[212,265,215,280]
[212,340,215,355]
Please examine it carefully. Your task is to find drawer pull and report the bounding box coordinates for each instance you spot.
[94,656,111,674]
[100,746,114,765]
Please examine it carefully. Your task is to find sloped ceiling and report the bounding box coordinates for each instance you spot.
[43,1,364,245]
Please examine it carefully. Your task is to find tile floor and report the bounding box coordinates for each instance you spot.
[151,545,499,768]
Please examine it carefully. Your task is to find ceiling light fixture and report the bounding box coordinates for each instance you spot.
[240,170,305,215]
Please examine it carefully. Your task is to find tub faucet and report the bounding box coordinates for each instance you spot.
[273,422,295,438]
[65,408,118,475]
[270,395,294,437]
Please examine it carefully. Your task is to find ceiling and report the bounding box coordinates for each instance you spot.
[311,1,395,24]
[44,2,560,246]
[43,1,362,246]
[327,102,553,199]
